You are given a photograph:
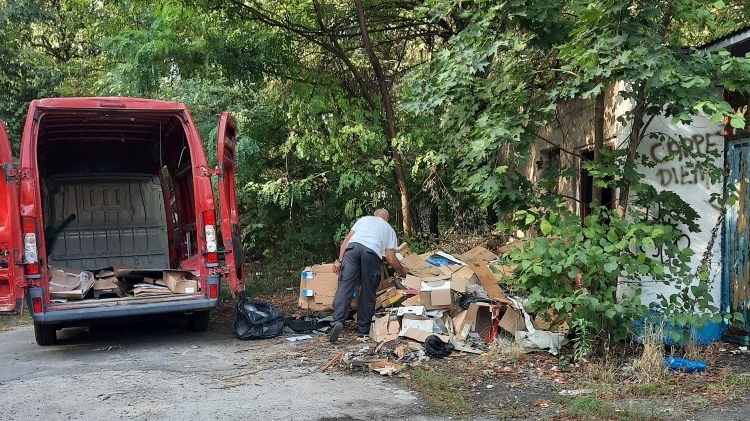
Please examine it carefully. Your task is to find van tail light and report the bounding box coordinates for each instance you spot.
[209,283,219,299]
[22,217,41,279]
[32,296,43,313]
[203,210,219,267]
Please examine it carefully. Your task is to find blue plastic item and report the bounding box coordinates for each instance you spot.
[663,357,707,373]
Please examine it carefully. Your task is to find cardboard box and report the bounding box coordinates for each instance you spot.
[498,306,527,334]
[298,269,339,311]
[401,314,434,332]
[419,280,452,308]
[396,306,426,316]
[162,270,199,294]
[49,267,95,300]
[454,302,501,342]
[453,304,480,342]
[370,314,400,342]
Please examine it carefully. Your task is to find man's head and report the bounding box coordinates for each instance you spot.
[374,208,389,221]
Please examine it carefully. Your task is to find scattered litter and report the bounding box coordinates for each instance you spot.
[664,357,706,373]
[286,335,312,342]
[293,244,580,372]
[486,384,495,389]
[731,346,749,355]
[559,389,594,396]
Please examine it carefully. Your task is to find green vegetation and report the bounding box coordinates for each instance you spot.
[1,0,749,348]
[411,367,469,416]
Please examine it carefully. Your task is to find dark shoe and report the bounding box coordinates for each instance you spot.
[329,322,344,343]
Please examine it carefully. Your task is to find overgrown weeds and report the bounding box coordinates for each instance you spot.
[483,336,526,366]
[410,367,469,416]
[631,322,668,385]
[0,312,32,331]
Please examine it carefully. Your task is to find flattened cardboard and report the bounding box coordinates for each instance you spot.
[467,260,507,301]
[489,264,514,281]
[404,275,423,290]
[453,304,479,342]
[49,267,95,300]
[162,270,199,294]
[458,246,498,262]
[370,314,400,342]
[451,266,479,293]
[533,308,570,333]
[401,294,422,306]
[398,328,449,343]
[401,254,442,278]
[498,306,526,334]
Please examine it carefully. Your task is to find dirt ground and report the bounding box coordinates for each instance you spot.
[2,292,749,421]
[246,291,750,421]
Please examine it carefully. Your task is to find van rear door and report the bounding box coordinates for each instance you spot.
[0,121,24,314]
[217,112,245,296]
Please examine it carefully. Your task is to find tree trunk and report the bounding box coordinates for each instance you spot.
[592,90,605,206]
[429,203,439,239]
[353,0,414,235]
[616,97,645,218]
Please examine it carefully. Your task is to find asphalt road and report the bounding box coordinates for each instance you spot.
[0,315,434,421]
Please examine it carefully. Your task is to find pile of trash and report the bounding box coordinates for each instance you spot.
[297,244,571,374]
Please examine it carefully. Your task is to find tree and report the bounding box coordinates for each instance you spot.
[208,0,457,236]
[403,0,750,351]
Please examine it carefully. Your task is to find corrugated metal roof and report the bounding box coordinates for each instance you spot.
[698,25,750,52]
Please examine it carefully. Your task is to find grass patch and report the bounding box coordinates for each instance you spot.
[410,367,469,416]
[0,312,33,331]
[565,396,665,421]
[682,395,709,411]
[707,366,750,400]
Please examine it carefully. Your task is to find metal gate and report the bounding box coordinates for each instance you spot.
[723,137,750,345]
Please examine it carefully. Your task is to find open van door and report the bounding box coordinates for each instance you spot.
[0,121,23,314]
[217,112,245,296]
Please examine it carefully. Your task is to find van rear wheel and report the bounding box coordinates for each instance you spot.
[34,322,57,346]
[187,310,209,331]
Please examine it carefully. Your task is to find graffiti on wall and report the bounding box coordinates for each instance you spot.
[648,130,723,189]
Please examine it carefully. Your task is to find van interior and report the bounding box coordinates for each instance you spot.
[35,111,200,300]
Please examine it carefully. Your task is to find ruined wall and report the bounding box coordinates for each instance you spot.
[633,115,724,311]
[532,84,621,211]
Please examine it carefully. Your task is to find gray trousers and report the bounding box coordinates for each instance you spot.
[332,242,382,334]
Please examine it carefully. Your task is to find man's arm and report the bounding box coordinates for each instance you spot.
[385,249,408,277]
[333,230,355,274]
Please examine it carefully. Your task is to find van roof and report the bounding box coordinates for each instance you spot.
[34,97,187,111]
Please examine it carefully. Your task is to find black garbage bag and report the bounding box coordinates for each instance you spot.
[424,335,455,358]
[235,296,285,340]
[284,317,329,333]
[458,292,495,310]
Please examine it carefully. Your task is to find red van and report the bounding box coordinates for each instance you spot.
[0,97,245,345]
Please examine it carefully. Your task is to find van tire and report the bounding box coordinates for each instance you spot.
[188,311,209,331]
[34,322,57,346]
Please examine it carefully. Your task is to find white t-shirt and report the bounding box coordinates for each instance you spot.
[349,216,398,258]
